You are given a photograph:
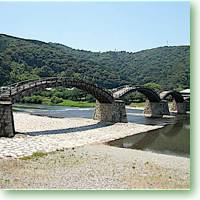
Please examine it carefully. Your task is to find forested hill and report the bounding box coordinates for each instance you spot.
[0,34,190,90]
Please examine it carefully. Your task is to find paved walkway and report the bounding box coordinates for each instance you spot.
[0,113,162,159]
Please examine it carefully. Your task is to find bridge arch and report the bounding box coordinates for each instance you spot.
[159,90,188,114]
[113,86,161,102]
[1,78,129,138]
[159,90,184,103]
[0,77,114,104]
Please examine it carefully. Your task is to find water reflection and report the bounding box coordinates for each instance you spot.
[108,118,190,157]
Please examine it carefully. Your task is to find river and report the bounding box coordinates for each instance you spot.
[13,103,190,157]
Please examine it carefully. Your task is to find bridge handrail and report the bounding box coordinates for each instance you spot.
[2,77,60,88]
[0,77,49,96]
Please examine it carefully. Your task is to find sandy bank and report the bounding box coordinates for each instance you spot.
[0,144,190,189]
[0,112,190,189]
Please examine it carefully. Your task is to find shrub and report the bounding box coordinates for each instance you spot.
[50,96,63,104]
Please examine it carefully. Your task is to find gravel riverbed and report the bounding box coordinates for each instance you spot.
[0,112,190,189]
[0,112,163,159]
[0,144,189,189]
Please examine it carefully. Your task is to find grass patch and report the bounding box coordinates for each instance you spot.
[129,102,145,108]
[20,151,48,160]
[42,98,95,107]
[0,178,10,183]
[17,98,95,108]
[58,100,95,107]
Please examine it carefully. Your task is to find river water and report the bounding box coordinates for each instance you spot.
[13,104,190,157]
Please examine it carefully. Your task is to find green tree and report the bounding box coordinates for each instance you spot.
[144,82,162,92]
[50,96,63,104]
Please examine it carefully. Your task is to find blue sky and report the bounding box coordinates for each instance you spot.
[0,1,190,52]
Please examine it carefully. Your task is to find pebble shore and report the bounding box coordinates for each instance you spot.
[0,144,189,189]
[0,112,190,189]
[0,112,163,159]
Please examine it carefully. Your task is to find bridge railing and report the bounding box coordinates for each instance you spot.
[0,77,49,97]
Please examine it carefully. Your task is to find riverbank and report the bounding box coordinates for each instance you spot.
[0,112,190,189]
[14,101,148,109]
[126,105,144,110]
[0,112,163,159]
[128,102,145,108]
[0,144,189,189]
[16,100,95,108]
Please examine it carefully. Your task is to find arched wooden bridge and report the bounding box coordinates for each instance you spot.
[112,85,161,102]
[0,78,188,105]
[0,77,114,104]
[159,90,185,103]
[0,78,189,138]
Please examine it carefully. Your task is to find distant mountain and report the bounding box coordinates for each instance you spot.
[0,34,190,90]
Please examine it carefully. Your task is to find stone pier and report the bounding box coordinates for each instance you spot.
[143,100,163,118]
[176,102,187,114]
[0,101,15,137]
[93,100,127,123]
[185,101,190,112]
[161,100,170,115]
[171,100,187,114]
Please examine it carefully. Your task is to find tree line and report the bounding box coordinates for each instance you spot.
[0,34,190,91]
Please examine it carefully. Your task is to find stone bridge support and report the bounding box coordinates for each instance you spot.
[161,100,170,115]
[143,100,163,118]
[93,100,127,123]
[171,100,187,114]
[185,101,190,112]
[0,101,15,137]
[176,102,187,114]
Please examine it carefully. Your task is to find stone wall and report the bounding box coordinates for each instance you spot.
[93,100,127,123]
[0,101,15,137]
